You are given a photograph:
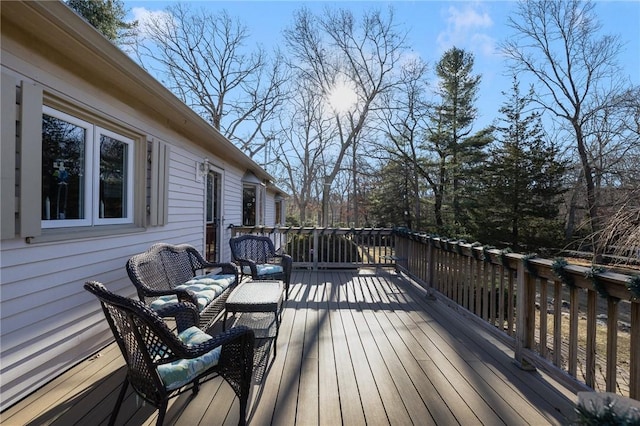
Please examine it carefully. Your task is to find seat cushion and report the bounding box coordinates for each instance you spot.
[241,264,284,276]
[157,326,221,390]
[150,273,235,312]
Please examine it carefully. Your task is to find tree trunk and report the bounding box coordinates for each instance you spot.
[574,123,603,260]
[322,178,330,227]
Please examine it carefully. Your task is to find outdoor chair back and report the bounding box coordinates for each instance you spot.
[126,243,238,329]
[229,234,292,299]
[84,281,254,426]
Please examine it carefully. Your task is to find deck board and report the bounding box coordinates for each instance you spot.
[2,269,579,425]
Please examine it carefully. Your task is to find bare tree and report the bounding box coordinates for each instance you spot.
[135,4,288,158]
[501,0,635,256]
[599,189,640,266]
[274,83,335,225]
[375,57,435,228]
[283,6,408,226]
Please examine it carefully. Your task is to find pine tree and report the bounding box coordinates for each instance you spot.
[368,158,423,228]
[427,47,491,235]
[474,77,567,250]
[66,0,137,45]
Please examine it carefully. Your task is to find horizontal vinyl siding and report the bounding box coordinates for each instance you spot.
[0,4,269,409]
[0,237,136,409]
[165,145,206,250]
[0,144,221,409]
[220,167,244,262]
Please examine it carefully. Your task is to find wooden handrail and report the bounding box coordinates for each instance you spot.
[229,226,639,400]
[394,232,640,401]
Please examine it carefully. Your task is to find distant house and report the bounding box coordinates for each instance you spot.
[0,1,286,410]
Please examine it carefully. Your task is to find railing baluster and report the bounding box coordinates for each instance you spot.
[540,280,548,359]
[553,280,562,367]
[569,285,579,378]
[498,266,505,331]
[630,302,640,399]
[586,289,597,388]
[606,297,619,393]
[490,263,497,326]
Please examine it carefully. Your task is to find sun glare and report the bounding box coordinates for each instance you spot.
[327,80,358,114]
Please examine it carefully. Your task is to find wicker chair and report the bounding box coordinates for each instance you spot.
[84,281,255,426]
[126,243,238,330]
[229,235,292,299]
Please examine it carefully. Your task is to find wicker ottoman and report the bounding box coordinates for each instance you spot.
[223,280,284,358]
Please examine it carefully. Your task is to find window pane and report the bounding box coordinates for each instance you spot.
[99,134,128,218]
[206,172,214,223]
[42,114,86,221]
[243,186,256,226]
[275,200,282,225]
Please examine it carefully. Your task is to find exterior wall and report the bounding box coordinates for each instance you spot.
[220,167,244,261]
[0,2,284,410]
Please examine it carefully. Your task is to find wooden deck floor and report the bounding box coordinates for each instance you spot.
[2,269,580,425]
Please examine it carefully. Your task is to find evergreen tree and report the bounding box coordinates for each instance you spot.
[368,158,423,228]
[66,0,137,45]
[474,77,567,250]
[427,47,491,235]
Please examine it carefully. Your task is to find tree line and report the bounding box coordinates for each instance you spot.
[68,0,639,259]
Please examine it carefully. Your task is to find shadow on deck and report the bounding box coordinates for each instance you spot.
[2,268,580,425]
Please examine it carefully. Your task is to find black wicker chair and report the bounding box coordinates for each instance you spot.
[84,281,254,426]
[229,235,292,299]
[126,243,238,330]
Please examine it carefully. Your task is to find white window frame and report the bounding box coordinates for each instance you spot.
[41,106,134,229]
[94,126,134,225]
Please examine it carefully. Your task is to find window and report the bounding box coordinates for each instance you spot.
[242,185,256,226]
[275,197,283,225]
[41,106,134,228]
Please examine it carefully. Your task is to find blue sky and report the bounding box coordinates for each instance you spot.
[126,1,640,130]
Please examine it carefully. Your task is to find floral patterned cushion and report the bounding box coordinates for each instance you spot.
[241,264,283,276]
[157,326,221,390]
[149,273,235,312]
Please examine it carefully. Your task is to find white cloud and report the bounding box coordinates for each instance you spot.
[131,7,173,38]
[437,3,496,57]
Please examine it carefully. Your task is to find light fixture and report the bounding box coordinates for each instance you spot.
[196,158,209,180]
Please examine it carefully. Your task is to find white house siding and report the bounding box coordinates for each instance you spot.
[0,2,283,410]
[0,102,245,411]
[221,167,245,260]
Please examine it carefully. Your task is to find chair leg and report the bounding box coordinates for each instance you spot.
[238,333,254,426]
[109,377,129,426]
[156,400,168,426]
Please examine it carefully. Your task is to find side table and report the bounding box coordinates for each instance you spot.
[223,280,284,358]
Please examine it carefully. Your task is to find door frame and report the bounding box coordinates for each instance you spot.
[205,165,224,262]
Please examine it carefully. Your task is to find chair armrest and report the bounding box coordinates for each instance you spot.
[155,302,200,333]
[236,258,259,276]
[202,262,239,283]
[268,254,292,271]
[139,288,199,306]
[270,253,292,262]
[203,261,236,274]
[175,325,255,360]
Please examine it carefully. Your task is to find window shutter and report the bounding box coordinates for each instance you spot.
[1,73,17,239]
[19,81,43,239]
[149,139,169,226]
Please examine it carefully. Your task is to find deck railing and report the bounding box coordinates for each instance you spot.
[229,226,640,400]
[230,226,397,269]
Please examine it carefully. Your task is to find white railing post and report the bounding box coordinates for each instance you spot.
[514,257,535,370]
[313,228,319,271]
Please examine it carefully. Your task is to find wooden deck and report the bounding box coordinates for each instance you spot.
[2,269,580,425]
